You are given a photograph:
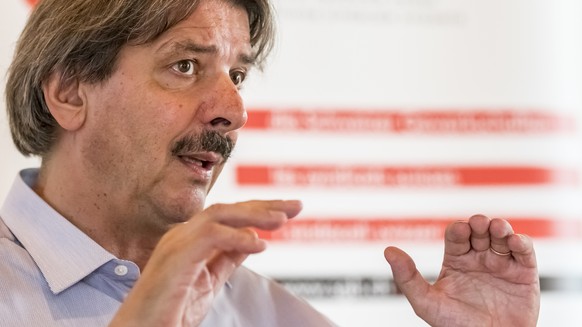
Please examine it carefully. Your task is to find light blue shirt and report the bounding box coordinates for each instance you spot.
[0,169,335,326]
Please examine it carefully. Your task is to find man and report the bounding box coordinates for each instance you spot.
[1,0,539,326]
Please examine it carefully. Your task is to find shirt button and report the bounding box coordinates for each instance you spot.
[114,265,128,276]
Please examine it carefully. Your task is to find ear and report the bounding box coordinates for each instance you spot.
[42,72,87,131]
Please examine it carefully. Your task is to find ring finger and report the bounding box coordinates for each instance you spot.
[489,218,514,256]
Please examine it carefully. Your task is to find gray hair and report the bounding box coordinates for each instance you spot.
[5,0,275,156]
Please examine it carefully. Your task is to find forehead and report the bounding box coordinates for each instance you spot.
[152,0,252,57]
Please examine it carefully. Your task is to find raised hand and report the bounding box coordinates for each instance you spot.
[109,200,302,327]
[384,214,539,327]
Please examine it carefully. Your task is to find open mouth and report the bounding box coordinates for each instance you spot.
[176,152,221,172]
[178,155,215,170]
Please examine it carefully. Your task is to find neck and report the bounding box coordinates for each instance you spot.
[35,157,166,270]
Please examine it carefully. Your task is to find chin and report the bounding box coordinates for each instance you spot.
[146,177,209,226]
[160,189,207,223]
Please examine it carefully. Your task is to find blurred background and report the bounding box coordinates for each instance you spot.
[1,0,581,326]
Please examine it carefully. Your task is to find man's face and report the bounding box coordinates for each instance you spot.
[78,0,251,227]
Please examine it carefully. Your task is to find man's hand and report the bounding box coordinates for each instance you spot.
[384,215,540,327]
[109,200,302,327]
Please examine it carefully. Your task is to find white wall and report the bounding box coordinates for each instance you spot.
[0,0,39,200]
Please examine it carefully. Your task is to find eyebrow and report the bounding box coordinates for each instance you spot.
[163,41,256,66]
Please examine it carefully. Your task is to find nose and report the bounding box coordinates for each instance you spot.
[200,74,247,134]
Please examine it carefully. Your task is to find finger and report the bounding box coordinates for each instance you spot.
[203,200,303,230]
[468,214,492,252]
[163,222,268,265]
[489,218,514,256]
[443,220,472,256]
[207,250,249,292]
[507,234,537,268]
[146,224,266,287]
[384,247,430,313]
[203,224,268,254]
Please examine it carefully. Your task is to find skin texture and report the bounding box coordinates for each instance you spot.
[33,0,540,325]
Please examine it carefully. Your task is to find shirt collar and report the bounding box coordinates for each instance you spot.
[0,168,115,294]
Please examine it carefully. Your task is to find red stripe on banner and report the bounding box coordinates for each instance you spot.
[245,109,575,134]
[256,218,582,242]
[245,110,271,129]
[236,165,578,187]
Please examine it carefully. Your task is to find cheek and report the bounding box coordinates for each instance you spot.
[143,84,194,130]
[84,78,196,164]
[158,102,189,130]
[83,94,151,168]
[105,90,174,140]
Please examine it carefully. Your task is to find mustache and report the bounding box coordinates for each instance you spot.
[171,130,235,161]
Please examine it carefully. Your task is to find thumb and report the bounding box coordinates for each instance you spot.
[207,250,248,293]
[207,228,259,292]
[384,246,430,311]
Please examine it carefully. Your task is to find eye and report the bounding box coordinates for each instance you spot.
[171,59,196,75]
[230,69,247,87]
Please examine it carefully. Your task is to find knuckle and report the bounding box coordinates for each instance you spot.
[240,227,259,239]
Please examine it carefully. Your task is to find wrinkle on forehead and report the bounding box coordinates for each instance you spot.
[154,0,251,59]
[179,0,249,40]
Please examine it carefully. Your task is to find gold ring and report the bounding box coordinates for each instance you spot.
[490,248,512,256]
